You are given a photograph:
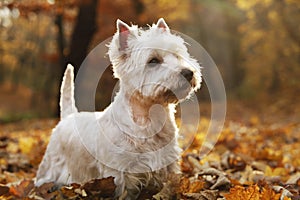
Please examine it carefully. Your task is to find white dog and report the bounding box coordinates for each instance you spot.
[36,18,201,199]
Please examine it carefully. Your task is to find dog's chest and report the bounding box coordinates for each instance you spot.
[109,122,176,153]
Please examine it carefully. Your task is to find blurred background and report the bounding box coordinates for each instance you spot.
[0,0,299,122]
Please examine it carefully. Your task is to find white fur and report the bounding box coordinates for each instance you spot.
[59,64,77,119]
[36,18,202,199]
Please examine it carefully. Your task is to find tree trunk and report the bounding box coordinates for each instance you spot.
[55,14,66,72]
[54,0,99,116]
[67,0,99,75]
[132,0,144,16]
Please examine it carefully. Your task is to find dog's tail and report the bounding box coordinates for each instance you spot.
[60,64,78,119]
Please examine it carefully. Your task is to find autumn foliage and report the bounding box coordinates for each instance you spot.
[0,112,299,199]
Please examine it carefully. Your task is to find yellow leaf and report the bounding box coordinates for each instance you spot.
[7,142,19,153]
[265,166,287,177]
[19,137,36,155]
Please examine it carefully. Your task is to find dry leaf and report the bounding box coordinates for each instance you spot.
[81,177,116,197]
[183,190,218,200]
[19,137,36,155]
[34,182,58,200]
[224,185,261,200]
[0,184,9,196]
[9,179,34,198]
[1,117,299,199]
[261,186,281,200]
[198,168,230,189]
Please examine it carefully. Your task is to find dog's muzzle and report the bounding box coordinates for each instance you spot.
[162,69,196,103]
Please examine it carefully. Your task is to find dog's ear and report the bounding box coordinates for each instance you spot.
[117,19,131,51]
[157,18,170,32]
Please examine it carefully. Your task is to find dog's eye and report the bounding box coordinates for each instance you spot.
[147,58,161,67]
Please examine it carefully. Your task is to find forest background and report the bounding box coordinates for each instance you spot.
[0,0,299,122]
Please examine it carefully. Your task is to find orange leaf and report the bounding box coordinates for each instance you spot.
[9,180,34,198]
[261,186,281,200]
[188,180,205,193]
[224,185,261,200]
[178,177,205,193]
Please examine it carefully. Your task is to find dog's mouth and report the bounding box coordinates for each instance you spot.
[141,75,198,104]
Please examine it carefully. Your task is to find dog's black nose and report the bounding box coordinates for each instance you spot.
[181,69,194,82]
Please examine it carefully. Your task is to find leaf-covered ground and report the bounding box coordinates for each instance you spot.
[0,104,300,199]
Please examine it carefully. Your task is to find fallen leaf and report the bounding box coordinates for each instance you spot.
[198,167,231,189]
[224,185,261,200]
[61,186,77,199]
[9,179,34,198]
[261,186,281,200]
[183,190,218,200]
[286,172,300,185]
[272,186,293,199]
[34,182,58,200]
[265,166,287,178]
[81,177,116,197]
[0,184,9,196]
[19,137,36,155]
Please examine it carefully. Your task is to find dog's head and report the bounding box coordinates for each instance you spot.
[108,18,202,105]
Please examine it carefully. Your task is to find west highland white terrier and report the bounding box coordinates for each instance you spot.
[35,18,202,199]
